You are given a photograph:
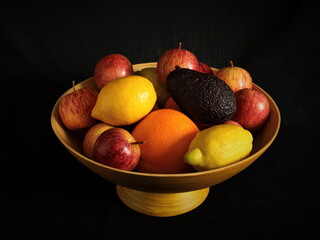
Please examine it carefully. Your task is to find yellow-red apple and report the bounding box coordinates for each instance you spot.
[157,42,199,84]
[215,61,252,92]
[94,54,133,89]
[82,123,114,159]
[93,128,143,171]
[224,120,242,127]
[198,62,214,74]
[232,88,269,132]
[59,84,98,131]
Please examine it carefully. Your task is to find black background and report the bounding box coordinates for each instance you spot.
[2,0,319,238]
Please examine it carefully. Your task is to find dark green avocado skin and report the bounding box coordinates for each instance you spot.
[167,67,237,125]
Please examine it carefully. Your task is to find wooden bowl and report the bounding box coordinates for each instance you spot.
[51,62,281,217]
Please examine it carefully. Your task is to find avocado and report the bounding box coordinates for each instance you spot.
[167,67,236,125]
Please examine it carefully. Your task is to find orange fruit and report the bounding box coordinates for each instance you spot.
[132,109,199,174]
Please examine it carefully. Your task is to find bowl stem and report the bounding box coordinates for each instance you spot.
[116,185,210,217]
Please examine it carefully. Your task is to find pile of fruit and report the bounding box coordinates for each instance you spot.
[58,43,270,174]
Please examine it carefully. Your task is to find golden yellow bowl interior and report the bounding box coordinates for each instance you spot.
[51,62,281,193]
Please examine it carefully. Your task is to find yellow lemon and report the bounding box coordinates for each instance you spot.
[184,124,253,171]
[136,67,170,108]
[91,75,156,126]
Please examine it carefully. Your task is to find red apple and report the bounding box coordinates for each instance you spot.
[157,42,199,84]
[232,88,269,132]
[198,62,214,74]
[94,53,134,89]
[93,128,143,171]
[59,82,98,131]
[224,120,242,127]
[82,123,114,159]
[215,61,252,92]
[197,120,241,131]
[164,97,181,111]
[151,103,159,112]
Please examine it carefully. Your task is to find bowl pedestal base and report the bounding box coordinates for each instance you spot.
[116,185,210,217]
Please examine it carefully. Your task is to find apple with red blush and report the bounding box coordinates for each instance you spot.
[94,53,134,89]
[93,128,144,171]
[82,123,114,159]
[164,97,181,111]
[215,61,252,92]
[232,88,270,132]
[224,120,242,127]
[59,81,98,131]
[157,42,199,84]
[198,62,214,74]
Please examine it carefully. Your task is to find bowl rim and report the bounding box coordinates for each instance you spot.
[51,62,281,179]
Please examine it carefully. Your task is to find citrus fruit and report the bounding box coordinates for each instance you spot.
[136,67,170,108]
[91,75,156,126]
[132,109,199,174]
[184,124,253,171]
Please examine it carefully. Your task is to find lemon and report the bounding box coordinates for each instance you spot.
[184,124,253,171]
[136,67,170,108]
[91,75,156,126]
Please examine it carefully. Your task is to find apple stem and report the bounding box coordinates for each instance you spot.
[130,141,145,145]
[72,80,76,92]
[178,42,182,49]
[229,61,234,67]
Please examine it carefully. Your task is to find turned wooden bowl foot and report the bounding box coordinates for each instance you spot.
[51,63,280,217]
[116,185,210,217]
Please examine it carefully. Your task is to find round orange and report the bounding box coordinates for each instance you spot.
[132,109,199,174]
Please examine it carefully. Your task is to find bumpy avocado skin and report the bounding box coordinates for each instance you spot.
[167,67,237,124]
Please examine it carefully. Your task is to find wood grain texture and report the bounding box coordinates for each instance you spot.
[51,62,280,216]
[116,185,210,217]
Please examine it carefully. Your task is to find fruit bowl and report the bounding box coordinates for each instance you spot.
[51,62,281,217]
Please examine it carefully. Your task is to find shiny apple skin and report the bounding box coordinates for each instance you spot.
[198,62,214,74]
[157,46,199,84]
[232,88,270,132]
[215,65,252,92]
[58,87,98,131]
[93,128,140,171]
[94,54,133,89]
[82,123,114,159]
